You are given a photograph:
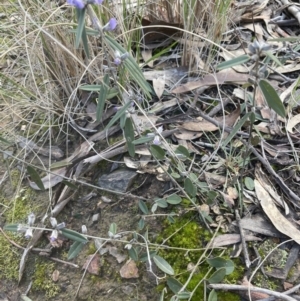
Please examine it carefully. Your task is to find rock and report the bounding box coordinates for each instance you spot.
[98,169,138,192]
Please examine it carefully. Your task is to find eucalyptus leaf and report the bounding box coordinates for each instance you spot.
[153,254,174,275]
[27,166,45,191]
[61,228,88,243]
[68,241,85,260]
[259,79,286,118]
[217,54,250,70]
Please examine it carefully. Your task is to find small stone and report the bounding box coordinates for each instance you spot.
[98,169,138,192]
[92,213,100,223]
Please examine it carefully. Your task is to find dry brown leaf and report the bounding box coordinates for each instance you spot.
[120,260,139,279]
[287,114,300,133]
[227,187,238,199]
[254,180,300,244]
[205,172,227,187]
[174,129,203,140]
[172,70,249,93]
[210,234,262,248]
[141,49,153,67]
[180,105,240,132]
[82,254,100,275]
[153,77,165,99]
[52,270,60,282]
[219,191,235,208]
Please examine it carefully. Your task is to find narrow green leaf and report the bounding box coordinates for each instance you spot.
[128,247,138,261]
[139,251,156,262]
[79,85,102,91]
[3,223,19,232]
[61,228,88,243]
[62,180,78,190]
[167,277,183,294]
[217,55,250,70]
[105,101,132,130]
[132,136,154,145]
[259,79,286,118]
[175,145,190,158]
[208,268,226,284]
[81,25,89,58]
[124,117,135,157]
[206,257,235,275]
[75,8,86,48]
[109,223,117,235]
[184,178,197,197]
[222,112,253,147]
[0,136,10,144]
[167,215,175,223]
[138,200,149,214]
[151,203,158,213]
[166,194,182,205]
[68,241,85,260]
[265,51,283,67]
[153,254,174,275]
[208,289,218,301]
[150,145,166,160]
[177,292,191,299]
[27,166,45,190]
[105,35,152,98]
[97,74,109,122]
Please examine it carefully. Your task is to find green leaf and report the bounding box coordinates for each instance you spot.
[244,177,255,190]
[105,101,132,130]
[68,241,85,260]
[206,257,235,275]
[140,251,156,262]
[27,166,45,190]
[61,228,88,243]
[184,178,197,197]
[109,223,117,236]
[167,215,175,223]
[81,25,89,58]
[0,136,10,144]
[128,247,138,261]
[138,218,145,230]
[208,268,226,284]
[62,180,78,190]
[153,255,174,275]
[138,200,149,214]
[175,145,190,158]
[151,203,158,213]
[75,8,86,49]
[259,79,286,118]
[222,112,254,147]
[217,54,250,70]
[3,223,19,232]
[105,35,152,98]
[132,136,154,145]
[167,277,183,294]
[139,200,149,214]
[155,198,168,208]
[166,194,182,205]
[176,292,191,299]
[97,74,109,122]
[265,51,283,67]
[208,289,218,301]
[150,145,166,160]
[124,117,135,157]
[79,85,102,91]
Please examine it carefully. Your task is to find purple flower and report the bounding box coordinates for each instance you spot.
[67,0,85,9]
[93,0,103,4]
[50,230,58,242]
[114,57,122,65]
[103,18,117,32]
[25,228,33,239]
[153,135,161,145]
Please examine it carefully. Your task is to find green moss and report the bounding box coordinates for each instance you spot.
[156,214,243,300]
[32,259,60,298]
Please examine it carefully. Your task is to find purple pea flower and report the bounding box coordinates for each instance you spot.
[114,57,122,65]
[103,18,117,32]
[67,0,85,9]
[93,0,103,4]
